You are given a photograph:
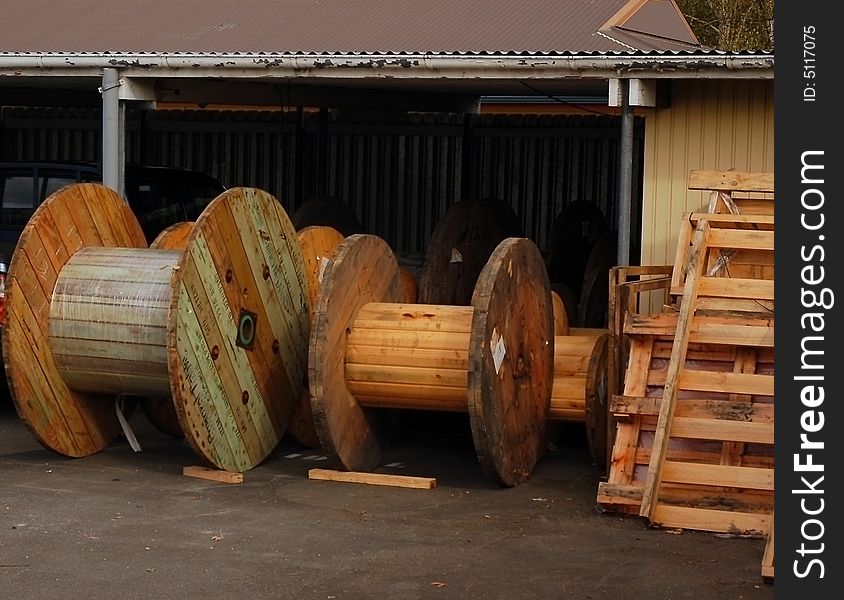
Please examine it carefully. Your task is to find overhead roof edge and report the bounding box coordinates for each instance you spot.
[0,51,774,80]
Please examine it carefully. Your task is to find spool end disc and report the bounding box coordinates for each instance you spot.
[287,225,346,448]
[168,187,309,472]
[468,237,554,486]
[308,234,404,472]
[2,183,147,457]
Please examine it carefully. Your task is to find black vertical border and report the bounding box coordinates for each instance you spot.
[775,1,842,596]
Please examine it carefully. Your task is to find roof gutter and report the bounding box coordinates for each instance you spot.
[0,52,774,80]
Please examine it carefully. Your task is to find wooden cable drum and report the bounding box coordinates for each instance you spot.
[136,220,197,437]
[1,183,310,472]
[417,198,523,306]
[286,225,346,449]
[547,200,609,303]
[291,196,365,237]
[550,328,609,465]
[577,230,617,328]
[399,268,419,304]
[309,234,554,486]
[551,291,570,336]
[287,226,420,449]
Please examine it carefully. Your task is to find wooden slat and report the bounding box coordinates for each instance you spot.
[733,199,775,216]
[346,345,469,370]
[696,277,774,301]
[706,228,774,251]
[687,170,774,193]
[607,337,654,485]
[677,370,773,397]
[661,461,773,491]
[597,482,774,513]
[683,297,774,313]
[635,447,773,470]
[762,522,775,579]
[687,212,774,227]
[651,504,771,535]
[611,395,774,422]
[640,220,710,519]
[670,417,773,444]
[353,303,473,332]
[309,468,436,489]
[624,313,773,347]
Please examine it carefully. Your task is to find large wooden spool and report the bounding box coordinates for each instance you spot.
[286,225,347,448]
[547,200,610,304]
[1,183,310,472]
[417,198,523,306]
[309,234,554,486]
[291,196,365,237]
[550,328,609,464]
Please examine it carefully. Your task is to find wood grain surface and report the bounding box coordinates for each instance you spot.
[308,234,405,472]
[2,183,147,457]
[467,237,554,486]
[286,225,345,448]
[167,187,309,472]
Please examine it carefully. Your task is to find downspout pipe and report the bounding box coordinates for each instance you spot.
[101,67,125,198]
[617,79,634,266]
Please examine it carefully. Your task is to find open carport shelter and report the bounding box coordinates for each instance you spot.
[0,0,772,268]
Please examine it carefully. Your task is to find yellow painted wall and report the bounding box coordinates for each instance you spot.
[640,79,774,267]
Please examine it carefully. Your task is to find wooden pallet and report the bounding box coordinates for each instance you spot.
[606,265,673,470]
[599,172,775,541]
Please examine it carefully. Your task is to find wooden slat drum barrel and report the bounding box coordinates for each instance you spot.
[309,234,554,487]
[2,184,310,472]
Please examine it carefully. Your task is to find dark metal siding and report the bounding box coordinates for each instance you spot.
[0,107,643,258]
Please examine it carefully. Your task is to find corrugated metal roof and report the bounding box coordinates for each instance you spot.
[0,0,699,54]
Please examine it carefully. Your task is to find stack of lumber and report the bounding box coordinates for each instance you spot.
[597,171,774,579]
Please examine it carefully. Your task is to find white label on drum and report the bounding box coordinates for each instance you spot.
[450,248,463,263]
[490,327,506,374]
[318,256,330,283]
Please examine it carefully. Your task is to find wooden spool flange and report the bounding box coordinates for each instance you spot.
[137,220,197,437]
[417,198,523,306]
[287,226,420,449]
[286,225,347,448]
[309,234,554,486]
[2,183,309,472]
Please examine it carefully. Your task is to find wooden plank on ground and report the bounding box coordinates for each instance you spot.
[308,469,437,489]
[183,465,244,484]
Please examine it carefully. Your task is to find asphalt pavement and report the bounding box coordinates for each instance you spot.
[0,400,772,600]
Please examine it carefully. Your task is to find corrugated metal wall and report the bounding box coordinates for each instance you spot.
[0,107,643,256]
[640,79,774,267]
